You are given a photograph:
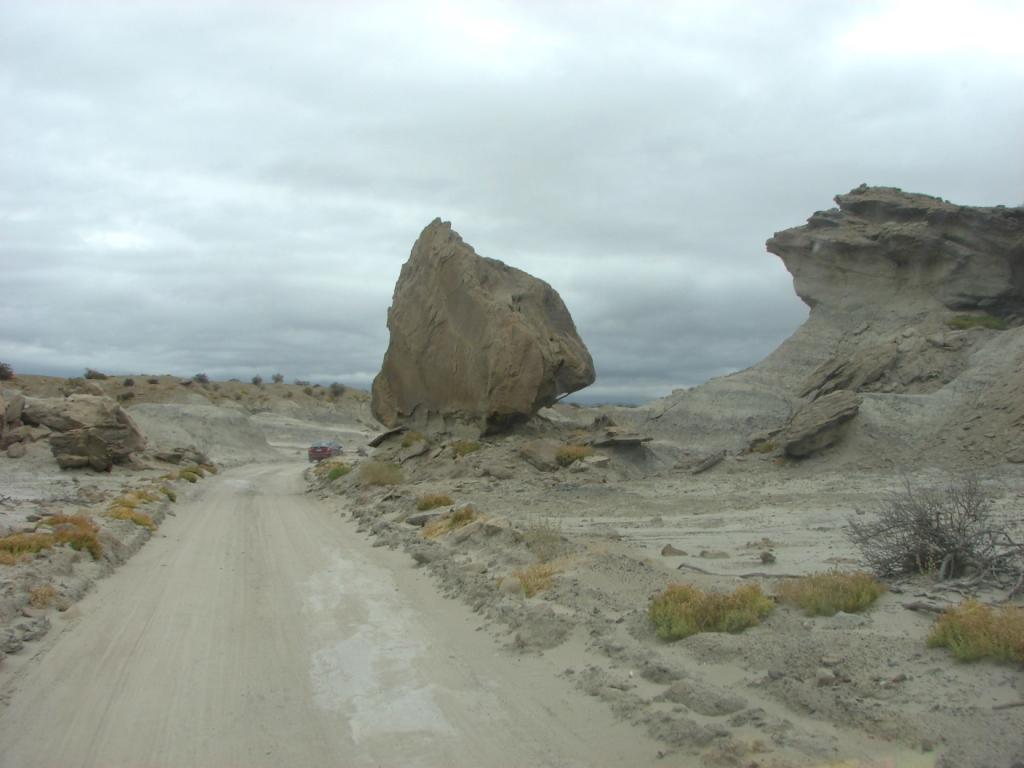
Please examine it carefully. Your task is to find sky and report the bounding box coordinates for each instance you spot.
[2,1,1022,404]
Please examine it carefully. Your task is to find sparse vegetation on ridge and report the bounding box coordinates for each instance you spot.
[402,430,426,448]
[450,440,481,457]
[423,505,479,538]
[649,583,774,641]
[416,493,453,511]
[358,460,403,486]
[512,562,563,597]
[522,517,564,563]
[0,361,13,380]
[776,571,886,616]
[947,313,1008,331]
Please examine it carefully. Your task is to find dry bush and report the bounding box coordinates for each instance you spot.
[512,562,562,597]
[83,368,108,380]
[776,571,886,616]
[41,514,103,560]
[928,600,1024,664]
[450,440,481,457]
[402,431,426,448]
[555,444,594,467]
[846,476,1022,586]
[416,493,453,511]
[358,461,403,487]
[423,505,479,538]
[109,506,156,530]
[523,517,564,563]
[0,532,55,558]
[0,362,13,380]
[649,583,774,641]
[178,470,200,483]
[160,486,177,502]
[29,584,58,608]
[947,314,1008,331]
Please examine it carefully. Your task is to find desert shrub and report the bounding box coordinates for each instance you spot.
[284,391,292,398]
[649,583,775,641]
[272,372,284,384]
[928,600,1024,664]
[109,506,156,530]
[358,461,402,486]
[294,379,310,386]
[160,486,177,502]
[416,493,453,511]
[776,571,886,616]
[192,372,210,384]
[179,470,200,483]
[0,532,55,558]
[147,376,160,384]
[523,518,564,563]
[252,375,263,386]
[846,476,1020,582]
[556,444,594,467]
[423,505,479,538]
[84,368,108,380]
[117,392,135,402]
[40,514,102,560]
[329,382,346,399]
[0,362,14,380]
[750,440,776,454]
[451,440,481,458]
[123,378,135,387]
[947,314,1008,331]
[402,431,426,448]
[303,386,314,396]
[512,562,562,597]
[327,464,351,481]
[29,584,58,608]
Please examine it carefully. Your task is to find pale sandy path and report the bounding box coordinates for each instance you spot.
[0,463,661,768]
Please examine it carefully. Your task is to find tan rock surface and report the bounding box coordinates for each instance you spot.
[371,219,595,434]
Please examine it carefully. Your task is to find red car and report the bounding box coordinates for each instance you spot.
[308,441,342,462]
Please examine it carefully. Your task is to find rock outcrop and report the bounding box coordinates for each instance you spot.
[18,394,146,471]
[372,219,596,434]
[767,184,1024,320]
[781,390,861,458]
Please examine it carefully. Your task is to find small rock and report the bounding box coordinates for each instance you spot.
[820,654,844,667]
[661,544,687,557]
[699,549,730,559]
[6,442,26,459]
[760,550,776,564]
[816,667,838,686]
[499,576,525,596]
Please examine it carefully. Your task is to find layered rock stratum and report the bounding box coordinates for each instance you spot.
[631,185,1024,465]
[371,219,595,434]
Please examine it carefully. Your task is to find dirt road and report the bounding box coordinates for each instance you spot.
[0,464,661,768]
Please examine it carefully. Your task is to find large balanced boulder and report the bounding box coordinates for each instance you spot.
[781,390,861,458]
[21,394,145,471]
[371,219,596,434]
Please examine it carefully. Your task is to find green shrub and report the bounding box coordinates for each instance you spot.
[947,314,1008,331]
[451,440,481,457]
[84,368,108,380]
[328,464,351,481]
[649,583,774,641]
[776,571,886,616]
[252,375,263,386]
[555,444,594,466]
[0,362,13,380]
[928,600,1024,663]
[416,493,453,511]
[329,382,346,399]
[272,372,284,383]
[40,514,102,560]
[192,372,210,384]
[358,461,402,486]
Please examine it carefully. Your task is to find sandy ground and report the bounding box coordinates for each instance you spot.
[0,463,664,768]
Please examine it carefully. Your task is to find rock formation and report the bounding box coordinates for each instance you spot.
[781,390,861,458]
[371,219,596,434]
[628,185,1023,464]
[19,394,146,471]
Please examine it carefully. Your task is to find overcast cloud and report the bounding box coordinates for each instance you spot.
[2,1,1022,403]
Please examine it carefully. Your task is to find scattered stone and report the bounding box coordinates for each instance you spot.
[371,219,595,434]
[406,511,444,527]
[661,544,687,557]
[690,450,726,474]
[581,454,610,468]
[519,439,562,472]
[699,549,730,559]
[759,550,776,564]
[656,680,745,717]
[6,442,26,458]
